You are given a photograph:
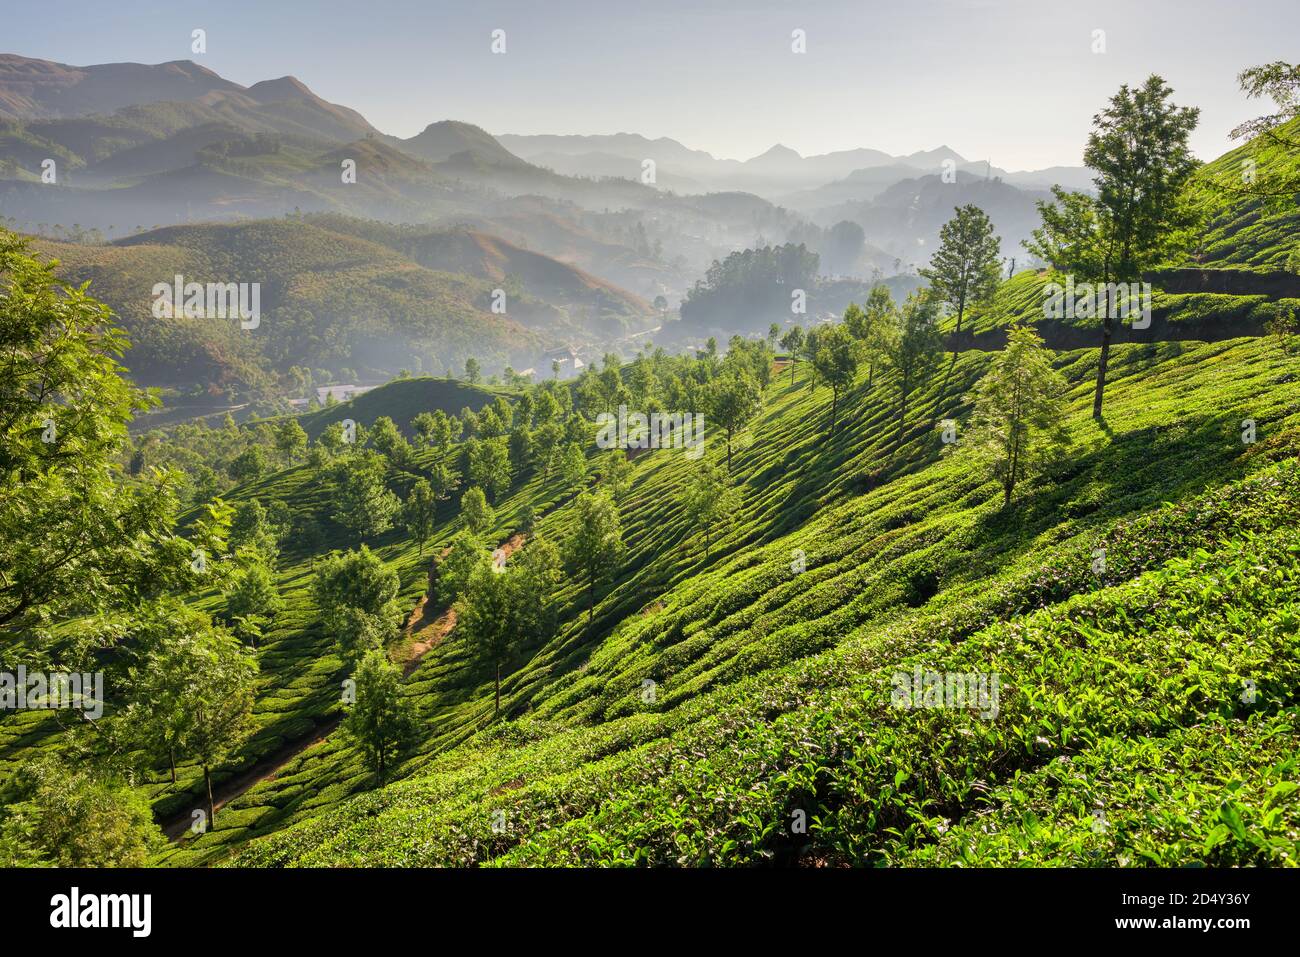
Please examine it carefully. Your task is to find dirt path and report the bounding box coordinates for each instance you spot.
[397,603,457,677]
[160,531,528,842]
[395,532,526,675]
[160,715,341,840]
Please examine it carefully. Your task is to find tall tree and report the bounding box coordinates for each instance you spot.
[222,559,283,646]
[600,449,633,502]
[122,601,215,785]
[811,322,860,434]
[0,758,163,866]
[0,231,215,639]
[704,371,761,472]
[1224,60,1300,201]
[508,425,534,476]
[312,545,401,662]
[412,410,453,458]
[457,536,560,716]
[274,418,308,464]
[919,205,1003,346]
[564,491,625,631]
[845,285,896,390]
[798,327,821,392]
[182,626,259,827]
[343,650,417,783]
[780,326,804,386]
[327,450,400,540]
[683,459,741,558]
[534,421,564,480]
[963,325,1070,505]
[461,485,495,535]
[403,477,437,556]
[436,530,488,607]
[881,293,944,448]
[467,437,511,502]
[455,565,513,715]
[561,442,588,489]
[369,416,411,467]
[1027,76,1199,419]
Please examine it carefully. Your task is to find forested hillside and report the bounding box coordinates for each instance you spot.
[1,52,1298,878]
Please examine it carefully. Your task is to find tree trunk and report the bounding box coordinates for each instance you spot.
[896,378,910,448]
[495,662,501,716]
[940,351,957,397]
[1007,428,1021,505]
[169,748,176,785]
[1093,314,1113,419]
[830,388,838,434]
[204,764,215,826]
[790,360,796,386]
[726,432,733,472]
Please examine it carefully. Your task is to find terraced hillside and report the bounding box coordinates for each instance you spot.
[3,75,1299,874]
[100,319,1299,867]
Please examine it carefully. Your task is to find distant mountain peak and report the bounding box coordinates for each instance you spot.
[416,119,488,136]
[398,120,525,167]
[751,143,803,163]
[245,75,314,101]
[902,145,968,167]
[154,58,228,80]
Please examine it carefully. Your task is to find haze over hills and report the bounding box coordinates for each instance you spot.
[3,0,1300,908]
[0,53,1081,247]
[814,170,1054,270]
[0,51,1244,407]
[500,130,1095,195]
[27,213,665,400]
[9,109,1293,869]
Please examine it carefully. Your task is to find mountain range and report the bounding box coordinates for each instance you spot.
[499,131,1096,195]
[0,52,1093,398]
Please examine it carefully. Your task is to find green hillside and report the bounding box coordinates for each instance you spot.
[108,323,1298,867]
[3,55,1300,878]
[942,117,1300,348]
[301,215,656,336]
[21,215,660,401]
[31,219,553,397]
[294,377,508,440]
[1188,116,1300,273]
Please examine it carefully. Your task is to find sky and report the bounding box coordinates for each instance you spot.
[8,0,1297,170]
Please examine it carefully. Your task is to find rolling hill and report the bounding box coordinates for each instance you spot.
[302,214,656,334]
[4,42,1299,881]
[121,310,1300,867]
[33,218,552,395]
[139,122,1296,866]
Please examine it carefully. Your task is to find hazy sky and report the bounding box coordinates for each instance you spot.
[9,0,1296,170]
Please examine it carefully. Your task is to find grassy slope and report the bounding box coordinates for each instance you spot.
[129,322,1300,865]
[1187,116,1300,273]
[293,377,509,440]
[952,123,1300,340]
[0,380,501,801]
[955,267,1298,343]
